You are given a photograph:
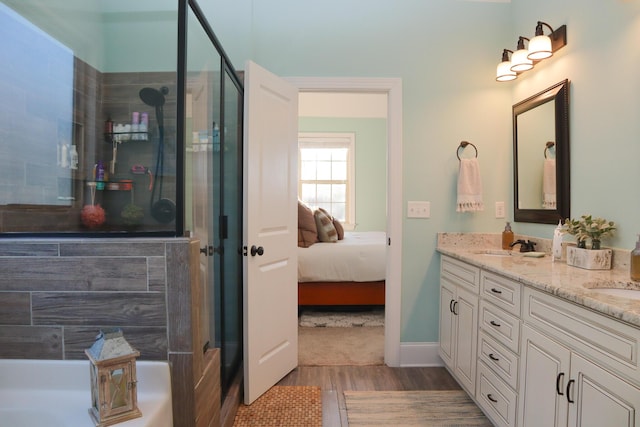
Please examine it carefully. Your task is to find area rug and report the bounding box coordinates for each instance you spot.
[233,385,321,427]
[299,308,384,327]
[344,390,493,426]
[298,326,383,366]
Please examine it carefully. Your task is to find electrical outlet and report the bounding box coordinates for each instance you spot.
[495,201,505,219]
[408,201,430,218]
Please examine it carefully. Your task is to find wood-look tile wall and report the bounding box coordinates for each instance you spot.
[0,237,221,427]
[0,238,184,360]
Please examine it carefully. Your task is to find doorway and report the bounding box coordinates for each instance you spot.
[287,77,403,367]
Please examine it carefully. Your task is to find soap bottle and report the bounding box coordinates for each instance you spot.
[502,222,514,250]
[552,220,563,261]
[631,235,640,281]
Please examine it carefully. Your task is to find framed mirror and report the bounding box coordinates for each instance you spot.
[513,79,570,224]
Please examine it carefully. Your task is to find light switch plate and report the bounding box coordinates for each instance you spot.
[408,201,430,218]
[495,201,505,218]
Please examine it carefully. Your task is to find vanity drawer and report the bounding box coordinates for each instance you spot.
[476,361,517,427]
[523,287,640,386]
[481,271,521,316]
[478,330,519,390]
[480,300,521,353]
[441,256,480,294]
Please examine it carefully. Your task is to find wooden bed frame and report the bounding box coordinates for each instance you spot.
[298,280,385,306]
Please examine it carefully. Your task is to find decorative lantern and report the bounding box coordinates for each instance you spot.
[85,328,142,426]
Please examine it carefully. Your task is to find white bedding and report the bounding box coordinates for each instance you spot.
[298,231,387,282]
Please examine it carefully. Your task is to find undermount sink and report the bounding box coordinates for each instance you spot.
[590,288,640,301]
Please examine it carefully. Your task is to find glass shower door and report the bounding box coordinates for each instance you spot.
[185,4,243,401]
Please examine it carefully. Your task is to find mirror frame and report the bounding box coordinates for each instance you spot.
[513,79,570,224]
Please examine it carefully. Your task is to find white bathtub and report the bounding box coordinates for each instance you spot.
[0,359,173,427]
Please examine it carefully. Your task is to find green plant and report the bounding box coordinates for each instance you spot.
[562,215,616,249]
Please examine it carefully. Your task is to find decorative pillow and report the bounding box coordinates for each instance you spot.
[319,208,344,240]
[298,200,318,248]
[314,209,338,242]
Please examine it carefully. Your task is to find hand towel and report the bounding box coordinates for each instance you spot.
[542,158,556,209]
[457,158,484,212]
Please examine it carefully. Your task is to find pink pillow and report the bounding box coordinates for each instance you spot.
[298,201,318,248]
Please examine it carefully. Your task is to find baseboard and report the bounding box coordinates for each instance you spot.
[399,342,443,367]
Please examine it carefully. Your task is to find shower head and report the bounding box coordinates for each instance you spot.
[139,86,168,107]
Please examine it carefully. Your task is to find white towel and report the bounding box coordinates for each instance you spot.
[542,158,556,209]
[457,158,484,212]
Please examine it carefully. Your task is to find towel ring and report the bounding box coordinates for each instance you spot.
[457,141,478,161]
[544,141,555,159]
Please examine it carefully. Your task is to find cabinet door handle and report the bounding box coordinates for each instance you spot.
[487,393,498,403]
[490,287,502,294]
[566,379,575,403]
[556,372,565,396]
[490,320,501,327]
[449,299,455,313]
[452,301,458,316]
[489,353,500,361]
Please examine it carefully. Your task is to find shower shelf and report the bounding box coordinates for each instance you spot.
[104,132,149,143]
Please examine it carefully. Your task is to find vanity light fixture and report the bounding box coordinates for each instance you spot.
[496,49,516,82]
[510,37,533,72]
[528,21,567,60]
[496,21,567,82]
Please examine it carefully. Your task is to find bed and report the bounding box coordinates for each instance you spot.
[298,231,386,306]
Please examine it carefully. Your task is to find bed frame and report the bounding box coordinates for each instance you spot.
[298,280,385,306]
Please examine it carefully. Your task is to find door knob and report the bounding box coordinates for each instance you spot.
[200,245,213,256]
[250,245,264,256]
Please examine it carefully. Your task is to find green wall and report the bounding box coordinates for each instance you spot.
[205,0,640,344]
[299,117,387,232]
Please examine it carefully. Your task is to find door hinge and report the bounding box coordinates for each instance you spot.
[219,215,228,239]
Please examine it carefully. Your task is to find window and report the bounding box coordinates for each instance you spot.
[298,132,355,228]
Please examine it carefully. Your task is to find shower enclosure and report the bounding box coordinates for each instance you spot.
[0,0,243,405]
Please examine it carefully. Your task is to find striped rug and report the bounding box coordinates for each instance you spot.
[344,390,493,426]
[233,385,321,427]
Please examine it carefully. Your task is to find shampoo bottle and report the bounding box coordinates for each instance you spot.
[502,222,514,250]
[631,235,640,281]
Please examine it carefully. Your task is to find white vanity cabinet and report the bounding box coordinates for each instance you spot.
[519,287,640,427]
[439,256,480,395]
[475,271,522,427]
[439,252,640,427]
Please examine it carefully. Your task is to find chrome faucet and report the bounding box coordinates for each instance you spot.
[510,239,536,253]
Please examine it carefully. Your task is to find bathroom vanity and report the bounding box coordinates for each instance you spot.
[438,235,640,427]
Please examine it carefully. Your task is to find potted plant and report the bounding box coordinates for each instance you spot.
[562,215,615,269]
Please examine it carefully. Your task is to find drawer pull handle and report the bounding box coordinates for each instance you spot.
[556,372,565,396]
[490,287,502,294]
[490,320,501,327]
[487,393,498,403]
[488,353,500,361]
[566,379,575,403]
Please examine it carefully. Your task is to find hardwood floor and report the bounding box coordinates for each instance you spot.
[277,365,462,427]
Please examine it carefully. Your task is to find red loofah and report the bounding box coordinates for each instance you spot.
[81,204,106,229]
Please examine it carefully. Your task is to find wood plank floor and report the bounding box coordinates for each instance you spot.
[277,365,462,427]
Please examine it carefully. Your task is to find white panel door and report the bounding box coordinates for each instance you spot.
[242,60,299,404]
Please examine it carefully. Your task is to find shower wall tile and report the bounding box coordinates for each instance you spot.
[0,257,148,291]
[32,292,166,326]
[148,255,167,292]
[0,237,194,361]
[0,292,30,325]
[0,325,63,359]
[0,242,59,256]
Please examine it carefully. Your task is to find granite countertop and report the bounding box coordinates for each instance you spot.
[437,233,640,328]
